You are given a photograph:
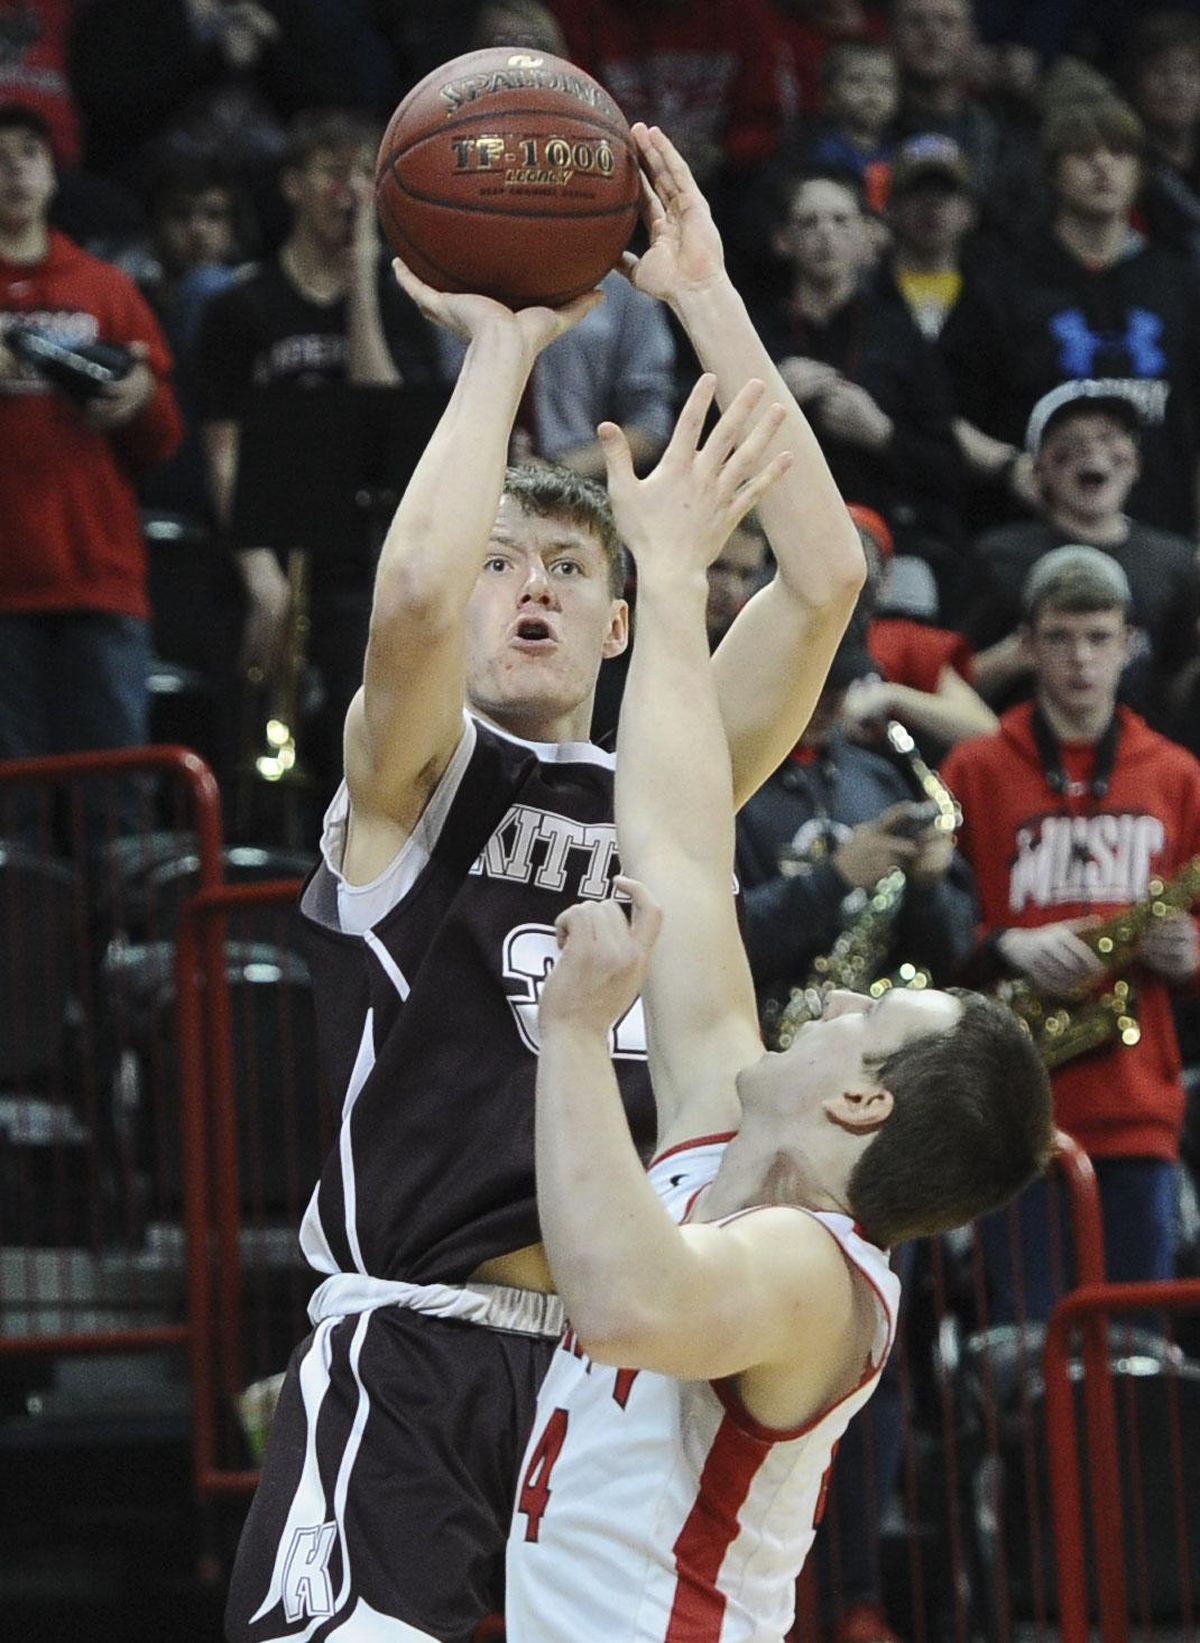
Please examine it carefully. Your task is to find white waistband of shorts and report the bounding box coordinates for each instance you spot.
[307,1272,565,1338]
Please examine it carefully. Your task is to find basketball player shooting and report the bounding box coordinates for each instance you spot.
[506,385,1056,1639]
[226,128,870,1643]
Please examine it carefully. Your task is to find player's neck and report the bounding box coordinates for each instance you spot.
[696,1126,851,1224]
[473,700,596,748]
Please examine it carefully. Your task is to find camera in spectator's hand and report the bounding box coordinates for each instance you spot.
[6,326,136,404]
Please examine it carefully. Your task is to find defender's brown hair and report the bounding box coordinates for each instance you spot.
[847,991,1055,1247]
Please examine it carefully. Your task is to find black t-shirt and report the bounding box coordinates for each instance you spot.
[297,721,656,1285]
[194,254,439,421]
[941,229,1200,535]
[960,517,1200,725]
[751,281,964,568]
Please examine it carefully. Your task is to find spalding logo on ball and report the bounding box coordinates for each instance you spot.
[375,47,641,308]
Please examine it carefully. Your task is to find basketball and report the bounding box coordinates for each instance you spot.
[375,47,641,309]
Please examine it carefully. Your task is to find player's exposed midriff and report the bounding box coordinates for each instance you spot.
[471,1240,555,1293]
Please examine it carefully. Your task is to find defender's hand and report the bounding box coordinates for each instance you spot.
[1137,913,1200,983]
[996,921,1106,998]
[620,122,726,301]
[539,877,662,1037]
[600,372,792,576]
[391,255,603,360]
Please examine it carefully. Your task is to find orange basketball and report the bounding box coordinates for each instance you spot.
[375,47,641,308]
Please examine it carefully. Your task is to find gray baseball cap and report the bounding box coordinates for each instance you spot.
[1021,544,1132,617]
[1025,378,1147,454]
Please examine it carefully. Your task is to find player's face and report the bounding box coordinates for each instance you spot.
[464,497,628,739]
[1026,606,1131,724]
[0,128,55,232]
[782,988,963,1108]
[1034,411,1139,522]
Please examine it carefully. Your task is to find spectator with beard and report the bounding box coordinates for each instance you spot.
[942,96,1200,538]
[960,379,1200,729]
[755,167,965,599]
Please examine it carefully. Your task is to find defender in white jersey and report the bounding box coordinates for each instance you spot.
[507,158,1057,1631]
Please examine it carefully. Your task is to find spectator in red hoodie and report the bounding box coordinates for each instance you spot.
[0,103,182,821]
[942,546,1200,1319]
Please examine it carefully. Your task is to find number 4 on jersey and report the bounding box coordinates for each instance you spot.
[517,1406,569,1542]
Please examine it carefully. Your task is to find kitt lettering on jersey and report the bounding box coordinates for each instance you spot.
[471,804,620,897]
[1009,812,1165,912]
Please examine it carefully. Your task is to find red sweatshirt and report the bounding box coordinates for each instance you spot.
[942,703,1200,1161]
[550,0,788,169]
[0,230,182,619]
[869,617,975,692]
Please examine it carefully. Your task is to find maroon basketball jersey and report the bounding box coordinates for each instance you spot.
[298,718,655,1284]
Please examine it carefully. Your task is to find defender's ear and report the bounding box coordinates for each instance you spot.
[822,1087,894,1134]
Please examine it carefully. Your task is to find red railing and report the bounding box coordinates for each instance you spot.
[1045,1277,1200,1643]
[0,746,223,1368]
[174,880,325,1500]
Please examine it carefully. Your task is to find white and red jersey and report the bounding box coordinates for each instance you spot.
[505,1137,900,1642]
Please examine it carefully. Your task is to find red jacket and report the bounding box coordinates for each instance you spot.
[550,0,788,168]
[0,231,182,619]
[942,704,1200,1160]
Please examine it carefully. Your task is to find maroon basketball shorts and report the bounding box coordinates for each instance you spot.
[225,1300,560,1642]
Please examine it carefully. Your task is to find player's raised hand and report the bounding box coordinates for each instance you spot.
[539,879,662,1039]
[599,373,793,576]
[391,255,603,361]
[620,122,726,302]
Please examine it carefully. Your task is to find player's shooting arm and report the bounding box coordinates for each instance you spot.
[346,265,599,827]
[626,125,866,807]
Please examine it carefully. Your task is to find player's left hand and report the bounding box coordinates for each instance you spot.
[620,122,726,302]
[539,877,662,1037]
[599,372,792,577]
[82,342,155,431]
[1136,912,1200,983]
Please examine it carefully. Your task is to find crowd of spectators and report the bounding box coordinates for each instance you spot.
[5,2,1200,1637]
